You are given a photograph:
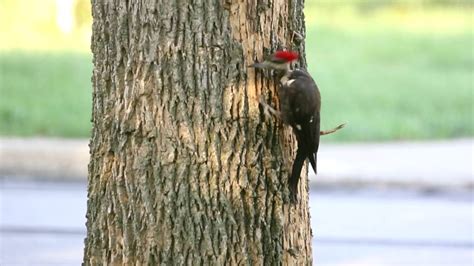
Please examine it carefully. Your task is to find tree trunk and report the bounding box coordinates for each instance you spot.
[84,0,311,265]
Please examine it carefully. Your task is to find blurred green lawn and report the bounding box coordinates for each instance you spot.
[307,5,473,141]
[0,52,92,137]
[0,2,472,141]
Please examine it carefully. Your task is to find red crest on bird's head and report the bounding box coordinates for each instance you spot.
[273,51,299,62]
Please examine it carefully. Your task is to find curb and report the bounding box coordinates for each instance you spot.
[1,138,472,192]
[0,138,89,182]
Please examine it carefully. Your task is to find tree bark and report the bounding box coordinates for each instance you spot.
[84,0,311,265]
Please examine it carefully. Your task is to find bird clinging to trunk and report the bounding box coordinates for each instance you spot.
[250,51,336,203]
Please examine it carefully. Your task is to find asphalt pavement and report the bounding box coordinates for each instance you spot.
[0,181,472,265]
[0,138,473,265]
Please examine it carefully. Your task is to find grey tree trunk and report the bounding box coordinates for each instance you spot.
[84,0,311,264]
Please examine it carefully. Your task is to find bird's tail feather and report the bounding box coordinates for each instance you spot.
[308,152,317,174]
[295,121,318,175]
[289,147,306,203]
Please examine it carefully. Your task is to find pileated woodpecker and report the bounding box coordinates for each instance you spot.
[250,51,325,202]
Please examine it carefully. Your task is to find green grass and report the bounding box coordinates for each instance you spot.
[0,4,472,141]
[0,51,93,137]
[306,6,473,141]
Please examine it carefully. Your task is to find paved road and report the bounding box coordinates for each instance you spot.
[311,189,473,265]
[1,181,472,265]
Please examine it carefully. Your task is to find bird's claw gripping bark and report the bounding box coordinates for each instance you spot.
[259,96,281,119]
[259,96,346,137]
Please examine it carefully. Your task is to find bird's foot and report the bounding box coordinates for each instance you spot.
[259,96,281,120]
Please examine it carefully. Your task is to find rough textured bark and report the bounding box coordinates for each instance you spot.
[84,0,311,264]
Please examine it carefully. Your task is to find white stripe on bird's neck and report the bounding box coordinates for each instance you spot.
[280,68,293,85]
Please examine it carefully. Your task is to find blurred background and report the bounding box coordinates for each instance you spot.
[0,0,472,140]
[0,0,472,265]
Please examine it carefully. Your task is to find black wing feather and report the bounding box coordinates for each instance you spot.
[279,70,321,202]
